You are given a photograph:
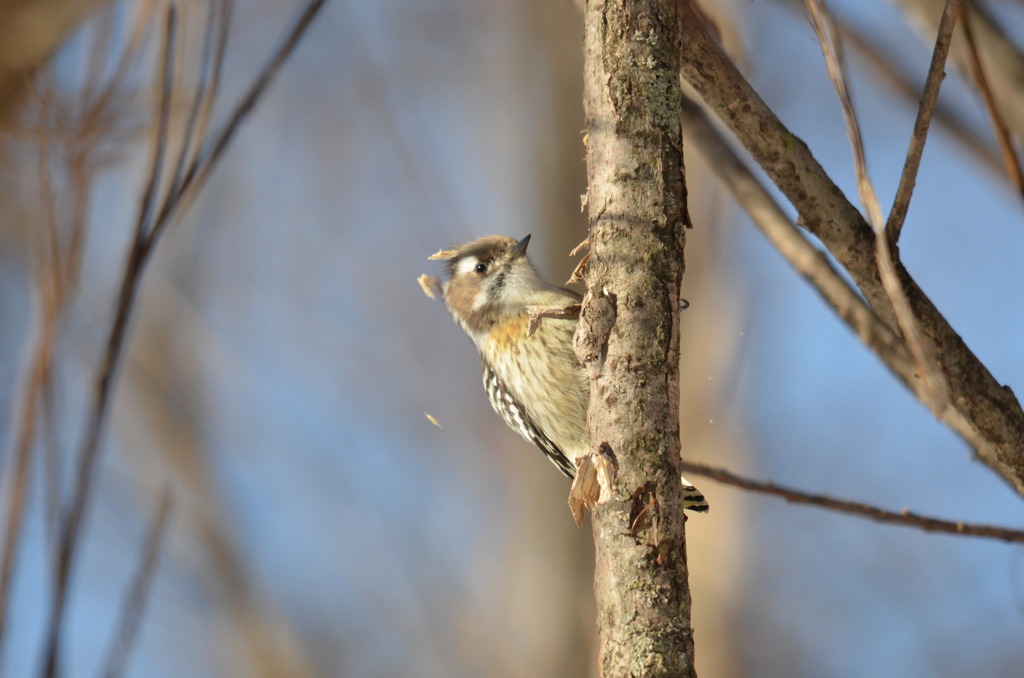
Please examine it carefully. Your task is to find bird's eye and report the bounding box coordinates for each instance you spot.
[474,262,488,274]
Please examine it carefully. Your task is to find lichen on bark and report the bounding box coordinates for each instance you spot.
[580,1,697,676]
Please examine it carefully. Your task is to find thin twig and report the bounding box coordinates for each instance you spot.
[135,6,177,247]
[805,0,950,414]
[168,0,225,198]
[99,489,174,678]
[40,3,329,674]
[886,0,963,242]
[835,13,1002,180]
[678,461,1024,544]
[804,1,882,226]
[41,10,178,677]
[0,305,57,659]
[0,82,79,665]
[194,0,232,161]
[148,0,327,250]
[961,2,1024,200]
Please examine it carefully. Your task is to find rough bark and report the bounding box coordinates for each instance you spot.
[579,1,696,677]
[676,2,1024,497]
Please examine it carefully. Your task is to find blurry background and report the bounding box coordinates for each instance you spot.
[1,0,1023,676]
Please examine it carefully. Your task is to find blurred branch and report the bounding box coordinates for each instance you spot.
[678,461,1024,544]
[168,0,231,199]
[893,0,1024,158]
[41,1,329,674]
[0,0,113,122]
[100,488,174,678]
[678,0,1024,498]
[0,282,59,659]
[0,15,132,652]
[886,0,963,241]
[149,0,326,245]
[41,10,179,677]
[960,4,1024,200]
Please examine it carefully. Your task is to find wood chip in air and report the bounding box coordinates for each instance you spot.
[417,273,442,300]
[424,412,443,428]
[427,249,458,261]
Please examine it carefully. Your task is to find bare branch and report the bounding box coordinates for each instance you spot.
[677,2,1024,497]
[887,0,963,241]
[678,461,1024,544]
[40,3,329,674]
[100,488,174,678]
[582,0,696,673]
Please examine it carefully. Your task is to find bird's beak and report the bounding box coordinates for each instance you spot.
[511,234,531,259]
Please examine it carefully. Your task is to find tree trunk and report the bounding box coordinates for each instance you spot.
[579,1,696,676]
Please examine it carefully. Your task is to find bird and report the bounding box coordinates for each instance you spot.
[434,233,709,516]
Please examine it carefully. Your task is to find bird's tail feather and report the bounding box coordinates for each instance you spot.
[680,475,709,513]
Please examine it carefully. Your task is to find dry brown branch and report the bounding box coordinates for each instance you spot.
[40,2,329,674]
[678,461,1024,544]
[679,94,917,390]
[678,1,1024,496]
[886,0,963,241]
[960,4,1024,200]
[892,0,1024,152]
[99,488,174,678]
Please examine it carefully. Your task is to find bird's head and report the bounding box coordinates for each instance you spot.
[433,234,549,337]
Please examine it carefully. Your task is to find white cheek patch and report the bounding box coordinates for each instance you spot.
[456,256,480,276]
[472,285,490,310]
